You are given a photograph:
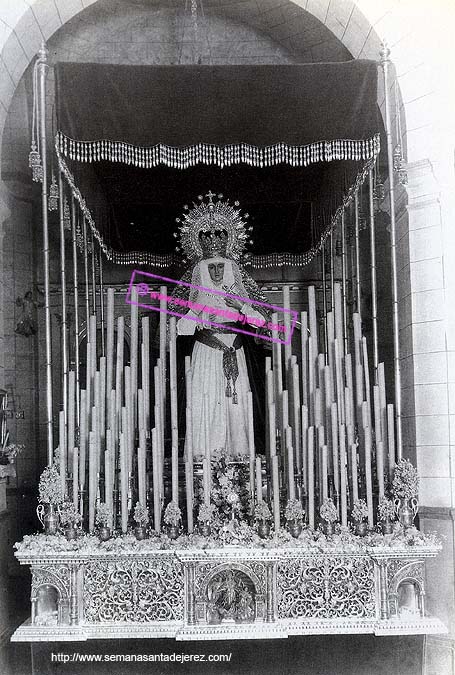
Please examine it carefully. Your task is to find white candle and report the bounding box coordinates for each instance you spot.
[364,425,374,527]
[308,426,315,529]
[120,430,128,534]
[286,426,295,500]
[377,440,385,498]
[387,403,396,478]
[331,403,339,495]
[272,455,280,533]
[130,286,139,431]
[203,458,211,506]
[68,370,75,472]
[185,460,194,533]
[59,410,66,496]
[339,424,347,527]
[351,443,359,503]
[115,316,124,419]
[79,389,87,492]
[169,317,179,504]
[104,431,112,527]
[152,427,161,532]
[247,392,255,502]
[88,431,96,532]
[138,388,144,431]
[292,363,301,472]
[255,456,263,502]
[72,446,78,509]
[106,288,115,399]
[282,285,291,368]
[322,444,328,501]
[142,316,150,433]
[301,405,308,493]
[300,311,308,407]
[138,429,147,507]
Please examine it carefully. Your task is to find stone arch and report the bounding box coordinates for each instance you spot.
[0,0,440,163]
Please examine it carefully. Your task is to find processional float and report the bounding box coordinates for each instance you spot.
[11,43,444,642]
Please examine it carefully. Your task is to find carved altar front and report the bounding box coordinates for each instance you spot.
[12,538,446,642]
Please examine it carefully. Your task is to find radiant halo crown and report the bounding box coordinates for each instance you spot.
[174,191,253,263]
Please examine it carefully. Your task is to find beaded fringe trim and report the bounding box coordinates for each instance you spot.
[56,134,379,268]
[57,132,380,169]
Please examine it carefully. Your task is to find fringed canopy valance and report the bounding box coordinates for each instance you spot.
[55,61,381,268]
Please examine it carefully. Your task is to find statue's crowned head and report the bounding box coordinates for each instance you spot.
[174,191,253,264]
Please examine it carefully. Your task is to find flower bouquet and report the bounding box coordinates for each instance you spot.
[163,501,182,539]
[320,497,338,535]
[95,502,112,541]
[392,459,419,528]
[253,501,272,539]
[59,500,81,540]
[351,498,369,536]
[37,464,64,534]
[133,502,149,540]
[197,502,216,537]
[377,496,396,534]
[285,498,305,537]
[0,443,24,465]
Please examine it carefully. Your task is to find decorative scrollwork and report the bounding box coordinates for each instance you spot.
[83,558,184,623]
[206,570,255,624]
[277,557,375,619]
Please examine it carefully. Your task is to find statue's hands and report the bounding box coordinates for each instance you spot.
[224,296,243,312]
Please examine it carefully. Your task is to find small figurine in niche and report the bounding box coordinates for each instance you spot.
[15,288,44,337]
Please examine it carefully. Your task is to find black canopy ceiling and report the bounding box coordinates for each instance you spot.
[55,61,381,267]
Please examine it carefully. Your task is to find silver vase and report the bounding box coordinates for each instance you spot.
[394,497,418,529]
[37,503,59,535]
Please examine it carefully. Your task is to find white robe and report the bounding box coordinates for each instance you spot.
[176,258,264,459]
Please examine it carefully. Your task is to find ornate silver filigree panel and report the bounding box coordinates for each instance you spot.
[83,558,184,623]
[277,556,375,619]
[193,561,268,624]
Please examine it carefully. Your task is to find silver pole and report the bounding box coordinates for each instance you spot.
[99,248,105,357]
[71,196,80,423]
[90,229,96,316]
[58,172,69,429]
[380,43,402,460]
[368,169,379,380]
[354,192,361,315]
[341,209,348,354]
[38,44,53,464]
[321,242,328,362]
[82,217,90,343]
[330,228,335,311]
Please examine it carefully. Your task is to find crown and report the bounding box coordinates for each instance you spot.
[174,191,253,263]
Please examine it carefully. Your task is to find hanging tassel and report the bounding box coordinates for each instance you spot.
[225,380,232,398]
[48,172,59,211]
[29,141,43,183]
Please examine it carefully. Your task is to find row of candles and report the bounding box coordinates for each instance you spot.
[56,281,394,531]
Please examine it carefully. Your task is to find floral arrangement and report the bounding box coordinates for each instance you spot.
[253,501,272,523]
[209,450,250,526]
[58,500,82,527]
[133,502,149,527]
[197,502,216,524]
[285,498,305,523]
[95,502,111,528]
[0,443,25,463]
[38,464,64,505]
[377,496,396,522]
[351,498,369,523]
[163,501,182,526]
[392,458,419,500]
[320,498,337,523]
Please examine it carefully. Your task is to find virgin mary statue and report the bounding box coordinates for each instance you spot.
[169,193,270,460]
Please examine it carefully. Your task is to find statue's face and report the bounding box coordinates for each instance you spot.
[208,262,225,284]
